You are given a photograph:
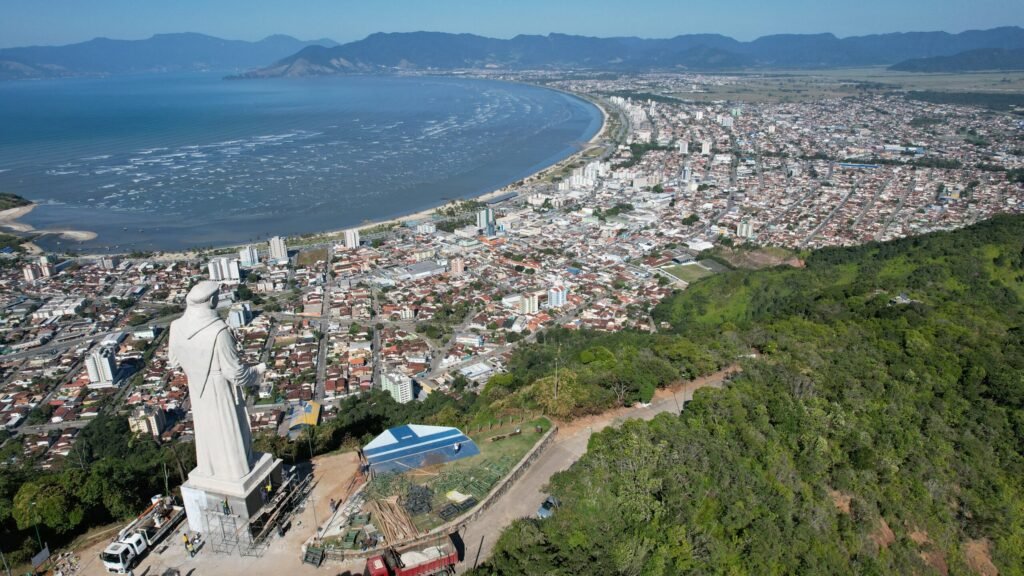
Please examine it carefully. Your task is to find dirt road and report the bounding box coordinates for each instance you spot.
[457,366,738,572]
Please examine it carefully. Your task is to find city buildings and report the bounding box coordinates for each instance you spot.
[547,286,568,309]
[269,236,288,263]
[128,405,167,439]
[86,347,117,388]
[227,302,253,329]
[344,228,361,250]
[239,245,260,267]
[382,370,414,404]
[208,257,241,283]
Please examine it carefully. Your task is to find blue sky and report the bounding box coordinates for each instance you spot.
[1,0,1022,48]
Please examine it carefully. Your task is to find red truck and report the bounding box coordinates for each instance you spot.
[364,538,458,576]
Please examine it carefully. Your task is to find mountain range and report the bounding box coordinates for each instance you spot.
[0,33,337,80]
[889,47,1024,72]
[3,27,1024,81]
[239,26,1024,77]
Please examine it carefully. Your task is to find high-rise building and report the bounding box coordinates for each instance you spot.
[227,302,253,329]
[547,286,568,309]
[128,405,167,439]
[678,141,689,155]
[344,228,361,250]
[22,264,38,283]
[239,245,259,267]
[382,371,414,404]
[737,220,755,239]
[269,236,288,263]
[476,207,494,231]
[207,258,241,283]
[695,111,705,121]
[701,141,712,155]
[99,256,120,270]
[520,293,539,315]
[449,257,465,277]
[86,347,117,388]
[38,255,55,278]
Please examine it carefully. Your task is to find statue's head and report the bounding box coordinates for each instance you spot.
[186,280,221,310]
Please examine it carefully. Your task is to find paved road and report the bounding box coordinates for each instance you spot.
[457,367,736,572]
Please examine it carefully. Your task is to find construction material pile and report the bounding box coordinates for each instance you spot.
[403,484,434,515]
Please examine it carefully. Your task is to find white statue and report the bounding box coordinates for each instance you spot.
[169,281,265,482]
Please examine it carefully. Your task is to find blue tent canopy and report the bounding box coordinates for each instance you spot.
[363,424,479,474]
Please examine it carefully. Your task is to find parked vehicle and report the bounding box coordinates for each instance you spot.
[537,495,560,519]
[100,495,185,574]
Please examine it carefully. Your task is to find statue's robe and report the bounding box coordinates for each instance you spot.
[169,314,258,481]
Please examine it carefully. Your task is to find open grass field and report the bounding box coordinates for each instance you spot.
[663,263,715,284]
[296,247,328,267]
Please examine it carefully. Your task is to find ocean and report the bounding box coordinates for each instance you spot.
[0,73,601,252]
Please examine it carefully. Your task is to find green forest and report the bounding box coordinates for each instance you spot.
[0,415,195,564]
[473,214,1024,575]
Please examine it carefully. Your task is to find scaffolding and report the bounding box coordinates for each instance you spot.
[202,509,243,556]
[197,469,312,558]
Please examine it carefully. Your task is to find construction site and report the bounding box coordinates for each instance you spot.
[305,418,551,566]
[72,417,551,575]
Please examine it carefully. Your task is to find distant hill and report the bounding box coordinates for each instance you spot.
[890,47,1024,72]
[238,26,1024,77]
[0,33,338,80]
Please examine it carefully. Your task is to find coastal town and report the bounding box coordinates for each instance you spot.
[0,70,1022,573]
[2,71,1023,466]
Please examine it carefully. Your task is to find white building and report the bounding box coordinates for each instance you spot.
[701,141,712,156]
[520,293,539,315]
[239,245,260,267]
[678,141,689,155]
[344,228,361,250]
[476,207,495,235]
[737,220,755,239]
[227,302,253,329]
[449,257,465,277]
[128,405,166,439]
[86,347,117,388]
[208,257,241,283]
[269,236,288,263]
[382,371,414,404]
[415,222,437,235]
[547,286,568,309]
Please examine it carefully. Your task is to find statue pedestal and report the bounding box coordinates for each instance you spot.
[180,452,283,533]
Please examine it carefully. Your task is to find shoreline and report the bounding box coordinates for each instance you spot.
[53,82,610,260]
[0,203,99,243]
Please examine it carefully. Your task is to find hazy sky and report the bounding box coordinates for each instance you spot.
[2,0,1022,48]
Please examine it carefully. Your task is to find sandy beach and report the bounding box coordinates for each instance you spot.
[0,203,99,242]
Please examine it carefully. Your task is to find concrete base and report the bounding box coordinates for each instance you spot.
[180,453,283,533]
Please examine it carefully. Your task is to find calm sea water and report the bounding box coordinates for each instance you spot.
[0,73,601,252]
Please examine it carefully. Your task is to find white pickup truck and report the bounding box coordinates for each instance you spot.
[100,495,185,574]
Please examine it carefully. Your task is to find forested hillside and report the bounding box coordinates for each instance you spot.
[474,215,1024,575]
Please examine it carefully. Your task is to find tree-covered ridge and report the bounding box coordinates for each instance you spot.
[475,214,1024,575]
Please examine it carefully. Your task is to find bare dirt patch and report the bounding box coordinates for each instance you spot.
[909,528,930,545]
[871,517,896,550]
[828,489,852,514]
[714,246,802,270]
[964,539,999,576]
[920,549,949,575]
